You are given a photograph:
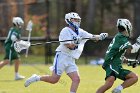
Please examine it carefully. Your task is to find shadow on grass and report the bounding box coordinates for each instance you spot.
[0,79,20,82]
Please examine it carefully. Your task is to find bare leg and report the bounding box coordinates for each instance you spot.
[40,71,60,84]
[24,71,61,87]
[14,59,25,80]
[14,59,20,73]
[67,71,80,93]
[0,60,9,69]
[121,72,138,89]
[96,76,115,93]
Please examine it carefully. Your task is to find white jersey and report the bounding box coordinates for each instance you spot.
[56,27,93,59]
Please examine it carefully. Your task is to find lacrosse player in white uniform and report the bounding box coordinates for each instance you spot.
[24,12,108,93]
[0,17,30,80]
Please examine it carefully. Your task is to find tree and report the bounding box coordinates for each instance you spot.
[86,0,97,32]
[133,0,140,37]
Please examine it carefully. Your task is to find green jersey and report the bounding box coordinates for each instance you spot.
[4,27,21,61]
[103,32,132,67]
[5,27,21,50]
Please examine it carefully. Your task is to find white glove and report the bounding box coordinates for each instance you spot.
[14,40,31,52]
[136,35,140,45]
[99,33,108,40]
[73,36,82,44]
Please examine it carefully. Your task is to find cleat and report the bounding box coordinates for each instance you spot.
[24,74,39,87]
[112,88,121,93]
[15,75,25,80]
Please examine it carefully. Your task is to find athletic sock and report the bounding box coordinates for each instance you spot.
[70,92,75,93]
[115,85,123,91]
[15,72,19,76]
[36,75,41,81]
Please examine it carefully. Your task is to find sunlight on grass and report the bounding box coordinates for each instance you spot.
[0,65,140,93]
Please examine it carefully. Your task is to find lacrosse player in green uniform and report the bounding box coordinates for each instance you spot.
[0,17,26,80]
[96,19,140,93]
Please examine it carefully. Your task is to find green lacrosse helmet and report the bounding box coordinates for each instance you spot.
[13,17,24,28]
[117,18,132,37]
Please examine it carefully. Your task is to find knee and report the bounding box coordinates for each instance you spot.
[4,60,9,65]
[72,76,80,84]
[128,73,139,83]
[133,74,138,82]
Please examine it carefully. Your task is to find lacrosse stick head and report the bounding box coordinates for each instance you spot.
[14,42,21,52]
[26,20,33,32]
[14,40,31,52]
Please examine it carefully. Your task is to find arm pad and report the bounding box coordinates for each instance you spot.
[11,35,17,42]
[131,43,140,53]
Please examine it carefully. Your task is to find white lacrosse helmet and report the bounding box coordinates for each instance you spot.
[65,12,81,29]
[12,17,24,28]
[117,19,132,36]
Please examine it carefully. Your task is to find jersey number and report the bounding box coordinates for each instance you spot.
[106,38,115,54]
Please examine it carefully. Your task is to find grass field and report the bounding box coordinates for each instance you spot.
[0,65,140,93]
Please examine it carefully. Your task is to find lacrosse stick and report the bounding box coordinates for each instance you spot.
[25,20,33,57]
[30,33,108,46]
[31,37,95,46]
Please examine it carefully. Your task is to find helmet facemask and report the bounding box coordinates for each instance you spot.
[117,19,132,37]
[70,18,81,29]
[65,12,81,30]
[13,17,24,29]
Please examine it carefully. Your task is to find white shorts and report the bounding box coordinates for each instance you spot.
[52,52,78,75]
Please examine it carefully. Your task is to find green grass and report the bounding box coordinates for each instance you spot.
[21,55,45,64]
[0,54,45,64]
[0,54,90,64]
[0,65,140,93]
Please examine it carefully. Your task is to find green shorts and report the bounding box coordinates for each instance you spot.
[104,64,131,81]
[4,47,19,62]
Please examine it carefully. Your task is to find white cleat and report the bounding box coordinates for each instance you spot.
[112,88,121,93]
[24,74,39,87]
[15,75,25,80]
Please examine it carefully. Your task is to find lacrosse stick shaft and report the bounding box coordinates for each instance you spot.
[25,32,31,57]
[25,20,33,57]
[31,37,94,46]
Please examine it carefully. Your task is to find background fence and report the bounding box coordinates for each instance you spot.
[0,0,140,64]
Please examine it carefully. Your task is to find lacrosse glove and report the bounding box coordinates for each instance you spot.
[127,59,139,68]
[99,33,108,40]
